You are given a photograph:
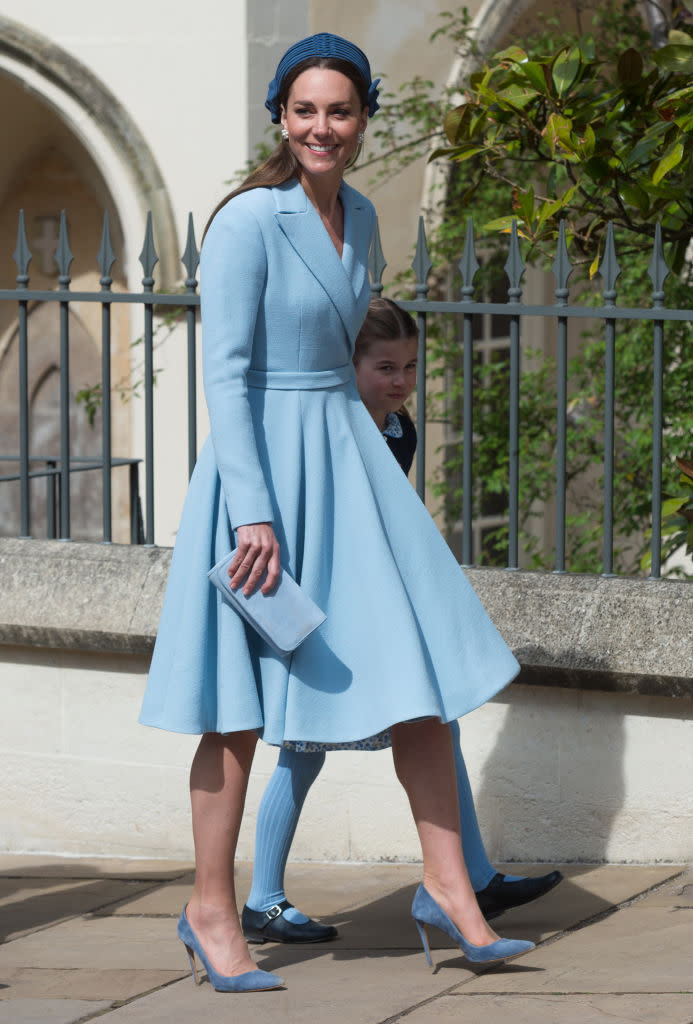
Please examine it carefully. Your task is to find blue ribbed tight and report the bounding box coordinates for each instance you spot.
[246,721,510,915]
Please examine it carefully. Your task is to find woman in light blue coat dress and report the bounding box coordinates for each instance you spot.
[139,33,534,993]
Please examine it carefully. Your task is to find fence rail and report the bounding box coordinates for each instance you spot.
[1,208,690,578]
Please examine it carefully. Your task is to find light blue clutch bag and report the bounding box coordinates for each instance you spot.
[207,550,326,657]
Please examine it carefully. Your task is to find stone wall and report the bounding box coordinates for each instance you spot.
[1,538,691,864]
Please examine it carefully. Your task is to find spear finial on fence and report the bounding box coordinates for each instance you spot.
[182,214,200,291]
[599,222,620,305]
[647,223,669,308]
[139,212,159,291]
[551,221,573,304]
[97,212,116,291]
[368,217,387,294]
[55,211,74,287]
[459,218,479,299]
[13,210,32,287]
[411,216,432,297]
[504,219,525,299]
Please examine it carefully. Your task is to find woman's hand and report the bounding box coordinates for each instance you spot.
[228,523,281,596]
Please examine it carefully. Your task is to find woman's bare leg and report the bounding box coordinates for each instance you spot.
[391,718,500,946]
[185,729,258,976]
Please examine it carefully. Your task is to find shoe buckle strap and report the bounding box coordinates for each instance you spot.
[264,904,284,922]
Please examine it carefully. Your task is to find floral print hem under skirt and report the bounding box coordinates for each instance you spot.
[282,728,392,753]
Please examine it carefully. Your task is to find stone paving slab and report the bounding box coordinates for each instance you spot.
[0,967,186,1002]
[0,917,185,972]
[0,878,154,941]
[85,949,473,1024]
[0,998,112,1024]
[457,900,693,994]
[403,993,693,1024]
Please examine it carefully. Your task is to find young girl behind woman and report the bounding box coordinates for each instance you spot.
[242,298,561,945]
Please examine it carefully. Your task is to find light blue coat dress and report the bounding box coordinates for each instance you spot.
[139,177,519,744]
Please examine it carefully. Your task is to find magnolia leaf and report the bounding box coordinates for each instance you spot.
[667,29,693,45]
[494,45,528,65]
[535,195,567,227]
[581,36,596,60]
[660,84,693,104]
[543,112,574,153]
[519,60,550,93]
[619,182,650,215]
[552,46,581,96]
[483,215,516,232]
[576,123,596,159]
[662,496,688,517]
[519,185,535,223]
[495,83,536,109]
[444,104,469,143]
[652,44,693,73]
[445,145,488,163]
[617,47,643,85]
[652,141,684,185]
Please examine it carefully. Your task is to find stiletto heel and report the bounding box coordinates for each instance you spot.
[411,885,535,967]
[183,943,201,985]
[177,907,284,992]
[414,919,434,970]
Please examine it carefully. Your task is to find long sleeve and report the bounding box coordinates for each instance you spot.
[200,197,275,530]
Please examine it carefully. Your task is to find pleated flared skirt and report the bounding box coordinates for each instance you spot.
[139,370,519,744]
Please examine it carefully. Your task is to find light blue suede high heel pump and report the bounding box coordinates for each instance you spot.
[177,908,283,992]
[411,885,535,968]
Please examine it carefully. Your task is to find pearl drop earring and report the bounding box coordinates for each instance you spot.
[281,127,289,141]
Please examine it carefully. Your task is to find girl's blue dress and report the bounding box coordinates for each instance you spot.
[139,178,519,744]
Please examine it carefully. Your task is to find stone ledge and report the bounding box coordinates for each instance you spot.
[465,566,693,699]
[0,538,170,654]
[0,539,691,698]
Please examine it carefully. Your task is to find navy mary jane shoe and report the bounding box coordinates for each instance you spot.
[476,870,563,920]
[242,900,338,944]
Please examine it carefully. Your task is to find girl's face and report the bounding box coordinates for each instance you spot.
[355,337,418,426]
[281,68,367,182]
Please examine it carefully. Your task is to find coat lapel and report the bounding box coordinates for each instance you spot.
[274,179,371,344]
[341,181,370,304]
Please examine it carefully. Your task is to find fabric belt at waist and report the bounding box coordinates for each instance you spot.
[247,365,353,390]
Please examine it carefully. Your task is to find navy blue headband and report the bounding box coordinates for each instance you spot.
[265,32,380,123]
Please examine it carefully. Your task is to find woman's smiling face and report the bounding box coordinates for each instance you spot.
[281,67,367,182]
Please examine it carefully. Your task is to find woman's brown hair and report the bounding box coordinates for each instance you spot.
[203,57,369,241]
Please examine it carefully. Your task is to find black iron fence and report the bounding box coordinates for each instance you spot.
[1,208,690,578]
